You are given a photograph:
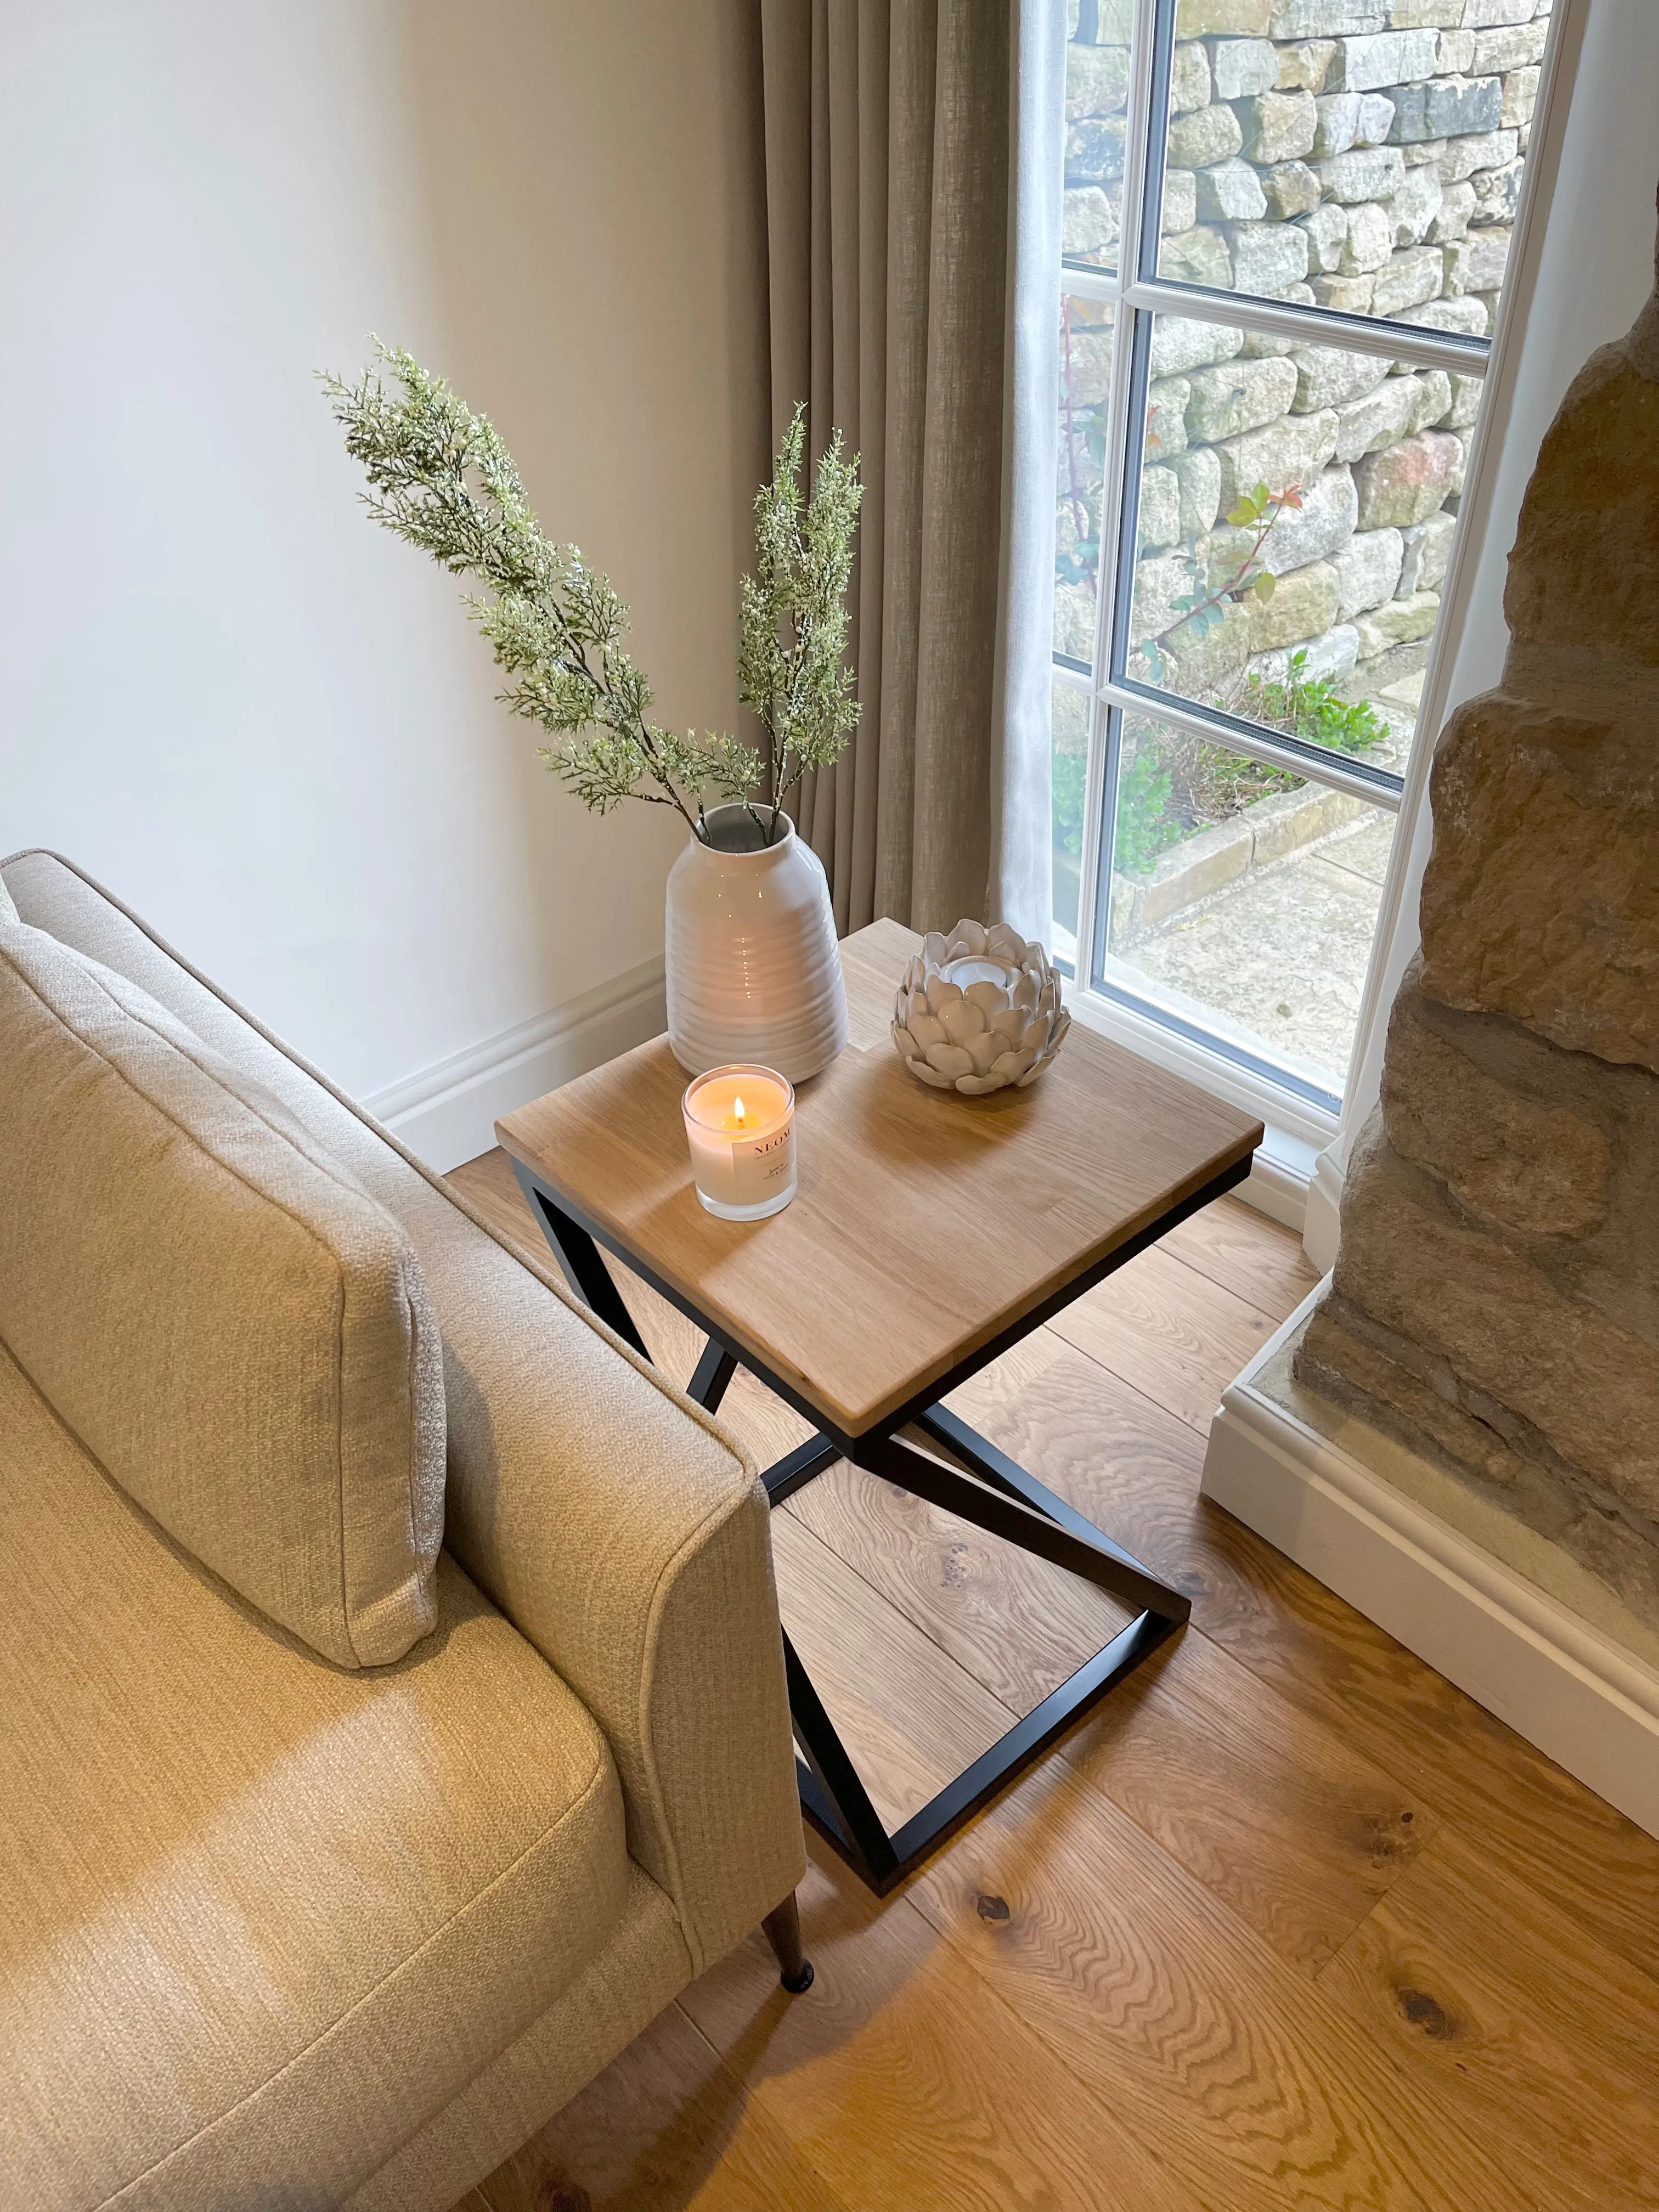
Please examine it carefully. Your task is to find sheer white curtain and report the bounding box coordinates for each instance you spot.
[990,0,1065,942]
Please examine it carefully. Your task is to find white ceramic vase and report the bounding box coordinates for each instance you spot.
[664,804,848,1082]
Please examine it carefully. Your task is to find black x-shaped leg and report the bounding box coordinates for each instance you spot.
[509,1158,1191,1894]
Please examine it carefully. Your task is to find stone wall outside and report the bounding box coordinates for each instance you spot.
[1057,0,1550,754]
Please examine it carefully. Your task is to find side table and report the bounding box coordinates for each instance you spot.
[499,921,1261,1893]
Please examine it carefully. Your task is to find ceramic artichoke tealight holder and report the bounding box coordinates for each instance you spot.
[890,919,1070,1096]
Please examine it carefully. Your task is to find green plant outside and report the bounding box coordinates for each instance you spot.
[1052,744,1088,862]
[1113,654,1391,881]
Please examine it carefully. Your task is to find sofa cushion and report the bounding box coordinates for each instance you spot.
[0,1341,633,2212]
[0,918,445,1667]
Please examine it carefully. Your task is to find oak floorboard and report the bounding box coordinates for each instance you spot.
[1158,1192,1320,1323]
[769,1509,1014,1834]
[1052,1624,1435,1976]
[904,1753,1527,2212]
[787,1452,1133,1712]
[950,1340,1659,1985]
[1314,1827,1659,2212]
[442,1146,1657,2212]
[476,2000,853,2212]
[787,1455,1436,1977]
[679,1832,1239,2212]
[1046,1242,1278,1432]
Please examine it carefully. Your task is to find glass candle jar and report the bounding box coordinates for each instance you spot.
[681,1064,797,1221]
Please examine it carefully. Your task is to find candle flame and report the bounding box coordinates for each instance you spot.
[733,1096,746,1127]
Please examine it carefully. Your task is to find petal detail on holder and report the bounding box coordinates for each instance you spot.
[990,1046,1036,1081]
[940,998,988,1044]
[924,1041,976,1080]
[907,1010,945,1052]
[926,975,964,1014]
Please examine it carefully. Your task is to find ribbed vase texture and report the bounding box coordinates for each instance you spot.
[665,808,848,1082]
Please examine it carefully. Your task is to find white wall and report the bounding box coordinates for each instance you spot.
[1309,0,1659,1262]
[0,0,767,1164]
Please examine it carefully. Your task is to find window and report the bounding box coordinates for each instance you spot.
[1052,0,1550,1121]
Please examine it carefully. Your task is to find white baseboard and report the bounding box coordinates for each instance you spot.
[1201,1287,1659,1842]
[1239,1130,1316,1234]
[1300,1142,1344,1276]
[362,955,667,1172]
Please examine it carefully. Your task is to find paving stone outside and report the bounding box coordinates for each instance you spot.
[1114,806,1396,1090]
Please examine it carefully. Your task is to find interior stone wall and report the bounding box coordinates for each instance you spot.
[1294,212,1659,1633]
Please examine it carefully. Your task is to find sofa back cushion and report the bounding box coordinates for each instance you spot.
[0,919,445,1668]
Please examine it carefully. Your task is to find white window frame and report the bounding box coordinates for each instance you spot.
[1056,0,1568,1180]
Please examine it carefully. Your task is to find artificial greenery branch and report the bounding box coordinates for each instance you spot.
[323,345,860,846]
[738,404,863,824]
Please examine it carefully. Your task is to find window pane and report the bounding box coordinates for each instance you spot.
[1064,7,1132,273]
[1102,713,1396,1101]
[1051,677,1091,968]
[1155,1,1549,336]
[1124,309,1471,771]
[1055,294,1115,665]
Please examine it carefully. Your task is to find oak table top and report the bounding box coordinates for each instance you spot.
[496,917,1263,1438]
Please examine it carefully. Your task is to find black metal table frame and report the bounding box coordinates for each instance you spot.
[510,1151,1249,1895]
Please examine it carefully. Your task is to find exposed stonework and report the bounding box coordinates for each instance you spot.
[1331,1119,1659,1513]
[1382,966,1615,1237]
[1418,695,1659,1071]
[1296,1288,1659,1631]
[1058,0,1554,708]
[1295,191,1659,1634]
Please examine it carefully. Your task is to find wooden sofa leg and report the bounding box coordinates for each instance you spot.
[761,1892,814,1993]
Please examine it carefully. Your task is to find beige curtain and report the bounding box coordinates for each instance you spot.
[759,0,1060,939]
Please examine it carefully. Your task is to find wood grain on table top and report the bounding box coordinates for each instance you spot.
[496,917,1263,1434]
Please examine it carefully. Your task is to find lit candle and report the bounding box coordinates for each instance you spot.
[681,1064,797,1221]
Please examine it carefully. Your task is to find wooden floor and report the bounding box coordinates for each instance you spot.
[446,1147,1659,2212]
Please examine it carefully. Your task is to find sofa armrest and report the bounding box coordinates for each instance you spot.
[430,1222,805,1974]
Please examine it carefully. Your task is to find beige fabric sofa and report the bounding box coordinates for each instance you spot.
[0,850,806,2212]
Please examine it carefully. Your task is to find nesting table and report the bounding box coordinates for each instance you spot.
[498,918,1261,1893]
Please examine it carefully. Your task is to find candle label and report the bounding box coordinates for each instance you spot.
[736,1124,794,1190]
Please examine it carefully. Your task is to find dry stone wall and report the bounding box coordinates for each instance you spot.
[1059,0,1550,713]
